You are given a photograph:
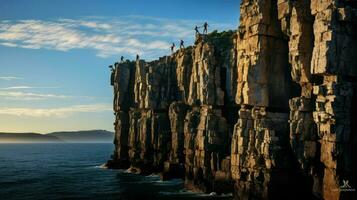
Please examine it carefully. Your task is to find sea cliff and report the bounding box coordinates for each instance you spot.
[107,1,357,199]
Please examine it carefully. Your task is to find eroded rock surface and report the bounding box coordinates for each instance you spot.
[108,31,237,193]
[107,1,357,199]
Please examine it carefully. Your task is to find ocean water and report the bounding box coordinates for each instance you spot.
[0,143,232,200]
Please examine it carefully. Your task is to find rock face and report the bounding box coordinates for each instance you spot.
[109,31,237,193]
[107,1,357,199]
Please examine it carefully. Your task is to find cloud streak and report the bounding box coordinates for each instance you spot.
[0,91,69,100]
[0,104,112,117]
[0,76,21,81]
[0,86,60,90]
[0,16,235,59]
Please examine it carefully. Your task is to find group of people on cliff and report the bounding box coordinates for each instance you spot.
[109,22,209,71]
[170,22,209,53]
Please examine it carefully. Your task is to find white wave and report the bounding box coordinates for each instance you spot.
[86,164,107,169]
[159,189,202,196]
[153,178,183,186]
[97,163,108,169]
[145,173,160,178]
[159,189,233,198]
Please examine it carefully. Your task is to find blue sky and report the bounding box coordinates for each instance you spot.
[0,0,240,133]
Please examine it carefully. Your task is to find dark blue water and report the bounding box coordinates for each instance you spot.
[0,143,231,200]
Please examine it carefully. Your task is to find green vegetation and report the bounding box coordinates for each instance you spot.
[206,30,236,50]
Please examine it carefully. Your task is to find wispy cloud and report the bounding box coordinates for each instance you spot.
[0,91,69,100]
[0,104,112,117]
[0,16,235,59]
[0,76,21,81]
[0,86,32,90]
[0,86,59,90]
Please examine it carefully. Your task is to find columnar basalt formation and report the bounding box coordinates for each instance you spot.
[107,1,356,199]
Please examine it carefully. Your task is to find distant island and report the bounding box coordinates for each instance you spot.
[0,130,114,143]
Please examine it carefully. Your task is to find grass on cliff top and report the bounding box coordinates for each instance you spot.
[205,30,236,50]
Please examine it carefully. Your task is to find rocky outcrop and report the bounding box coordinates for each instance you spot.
[107,1,357,199]
[108,31,237,193]
[109,61,135,169]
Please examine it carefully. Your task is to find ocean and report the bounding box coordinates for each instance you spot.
[0,143,232,200]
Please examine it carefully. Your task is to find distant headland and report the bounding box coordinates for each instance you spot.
[0,130,114,143]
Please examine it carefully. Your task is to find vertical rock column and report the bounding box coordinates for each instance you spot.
[184,33,236,193]
[109,61,136,169]
[278,0,357,199]
[278,0,322,198]
[161,102,189,180]
[310,1,357,199]
[175,48,193,102]
[231,106,290,199]
[163,49,192,179]
[128,56,178,173]
[232,0,298,199]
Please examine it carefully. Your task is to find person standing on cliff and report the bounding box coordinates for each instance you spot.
[171,43,175,53]
[136,54,139,60]
[180,40,184,49]
[195,26,200,35]
[120,56,124,62]
[203,22,208,34]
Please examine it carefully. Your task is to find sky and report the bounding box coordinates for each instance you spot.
[0,0,240,133]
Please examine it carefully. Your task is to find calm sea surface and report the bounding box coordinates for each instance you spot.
[0,143,231,200]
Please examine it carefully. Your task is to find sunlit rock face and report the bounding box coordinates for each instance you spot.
[231,0,356,199]
[107,1,357,199]
[108,31,237,192]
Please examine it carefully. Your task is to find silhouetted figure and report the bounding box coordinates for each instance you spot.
[180,40,185,49]
[195,26,200,35]
[108,65,114,71]
[120,56,124,62]
[136,54,140,60]
[203,22,208,34]
[171,43,176,53]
